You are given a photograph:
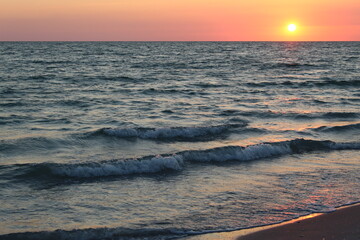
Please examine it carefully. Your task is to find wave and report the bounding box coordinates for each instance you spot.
[50,155,183,178]
[321,112,359,118]
[96,123,247,141]
[3,139,359,180]
[314,79,360,87]
[8,155,183,180]
[245,79,360,88]
[0,115,35,125]
[312,123,360,133]
[221,110,359,120]
[260,62,320,70]
[140,88,199,95]
[29,75,52,80]
[192,82,228,88]
[0,136,75,155]
[3,199,360,240]
[182,139,360,163]
[0,124,247,155]
[31,60,73,65]
[0,101,27,107]
[93,76,139,82]
[0,227,187,240]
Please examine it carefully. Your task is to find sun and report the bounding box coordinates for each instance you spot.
[288,24,297,32]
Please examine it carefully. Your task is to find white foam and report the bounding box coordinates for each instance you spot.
[183,143,292,162]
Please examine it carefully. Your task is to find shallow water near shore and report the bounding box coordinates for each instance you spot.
[0,42,359,239]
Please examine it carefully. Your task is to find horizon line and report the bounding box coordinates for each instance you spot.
[1,40,359,42]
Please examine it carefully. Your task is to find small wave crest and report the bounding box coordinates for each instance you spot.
[0,136,74,155]
[321,112,359,118]
[261,62,319,70]
[225,110,359,120]
[47,155,183,178]
[245,79,359,89]
[96,124,246,141]
[312,123,360,132]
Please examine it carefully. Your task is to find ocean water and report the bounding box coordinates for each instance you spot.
[0,42,359,240]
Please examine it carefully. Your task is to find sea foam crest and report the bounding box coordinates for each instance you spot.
[101,124,245,140]
[182,138,360,163]
[51,155,183,178]
[328,141,360,150]
[15,139,360,179]
[182,142,292,162]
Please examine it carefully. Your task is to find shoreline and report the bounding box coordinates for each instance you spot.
[184,202,360,240]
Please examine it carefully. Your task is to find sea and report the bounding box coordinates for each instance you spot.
[0,41,359,240]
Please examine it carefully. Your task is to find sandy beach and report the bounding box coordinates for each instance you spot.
[238,203,360,240]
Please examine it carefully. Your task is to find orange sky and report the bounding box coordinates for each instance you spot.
[1,0,359,41]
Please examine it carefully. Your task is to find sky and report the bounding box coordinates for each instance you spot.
[0,0,359,41]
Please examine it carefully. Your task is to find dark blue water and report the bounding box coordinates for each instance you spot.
[0,42,359,239]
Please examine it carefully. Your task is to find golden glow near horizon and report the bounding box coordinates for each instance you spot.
[288,24,297,32]
[0,0,359,41]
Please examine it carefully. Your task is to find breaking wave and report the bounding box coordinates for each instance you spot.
[14,155,184,179]
[51,155,183,178]
[4,139,359,180]
[182,138,360,163]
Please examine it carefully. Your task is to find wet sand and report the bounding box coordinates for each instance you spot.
[238,203,360,240]
[184,203,360,240]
